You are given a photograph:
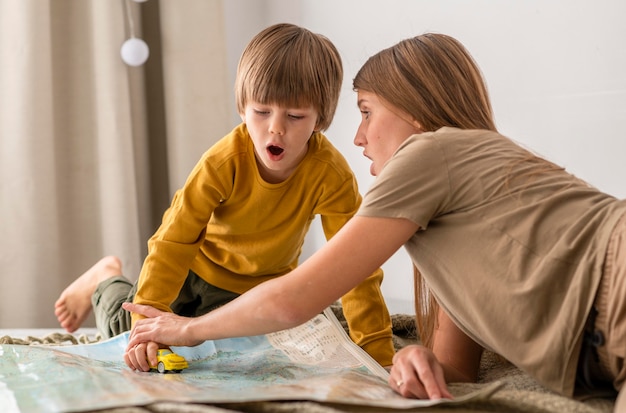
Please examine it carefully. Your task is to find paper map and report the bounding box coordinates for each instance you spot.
[0,308,501,412]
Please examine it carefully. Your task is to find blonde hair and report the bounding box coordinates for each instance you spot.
[353,33,496,132]
[235,23,343,131]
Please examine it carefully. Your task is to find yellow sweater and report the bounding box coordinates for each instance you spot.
[134,123,394,365]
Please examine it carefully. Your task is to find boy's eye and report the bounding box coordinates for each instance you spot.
[254,109,269,115]
[288,114,305,120]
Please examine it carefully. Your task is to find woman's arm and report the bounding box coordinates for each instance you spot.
[433,307,483,382]
[124,215,419,369]
[388,309,482,399]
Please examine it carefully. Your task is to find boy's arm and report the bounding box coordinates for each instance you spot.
[340,268,395,366]
[131,186,208,325]
[318,184,395,366]
[312,140,395,366]
[132,151,228,325]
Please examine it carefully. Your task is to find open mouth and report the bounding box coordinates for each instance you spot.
[267,145,284,156]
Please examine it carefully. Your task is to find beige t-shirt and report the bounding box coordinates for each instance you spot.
[358,127,626,395]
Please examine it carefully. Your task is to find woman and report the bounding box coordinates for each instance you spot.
[124,33,626,406]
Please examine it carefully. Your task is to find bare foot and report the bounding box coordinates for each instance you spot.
[55,256,123,333]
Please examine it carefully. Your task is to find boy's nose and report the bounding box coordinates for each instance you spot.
[269,117,285,135]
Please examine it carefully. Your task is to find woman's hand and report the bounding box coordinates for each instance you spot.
[389,344,453,400]
[123,302,204,350]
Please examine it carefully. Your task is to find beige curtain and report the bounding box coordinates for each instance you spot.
[0,0,231,328]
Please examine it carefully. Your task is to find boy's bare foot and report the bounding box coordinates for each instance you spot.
[55,256,123,333]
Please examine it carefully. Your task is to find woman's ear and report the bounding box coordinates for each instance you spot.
[412,119,424,133]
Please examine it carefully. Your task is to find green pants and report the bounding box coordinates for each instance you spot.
[91,270,240,338]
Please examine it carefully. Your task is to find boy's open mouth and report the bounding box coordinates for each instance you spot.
[268,145,284,156]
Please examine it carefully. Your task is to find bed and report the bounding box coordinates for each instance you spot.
[0,308,616,413]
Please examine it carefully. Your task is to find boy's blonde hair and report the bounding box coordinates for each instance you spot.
[235,23,343,131]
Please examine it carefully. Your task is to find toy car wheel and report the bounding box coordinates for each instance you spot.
[157,362,165,374]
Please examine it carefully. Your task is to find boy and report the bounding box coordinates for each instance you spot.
[55,23,394,367]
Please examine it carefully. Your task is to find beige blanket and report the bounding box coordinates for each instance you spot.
[1,309,616,413]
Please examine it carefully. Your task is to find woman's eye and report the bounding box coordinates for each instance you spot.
[360,110,370,120]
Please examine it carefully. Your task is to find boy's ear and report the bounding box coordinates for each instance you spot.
[313,120,323,132]
[239,112,246,123]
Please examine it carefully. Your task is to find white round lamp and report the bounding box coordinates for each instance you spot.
[121,37,150,67]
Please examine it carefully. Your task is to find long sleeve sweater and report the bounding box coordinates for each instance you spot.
[133,123,395,365]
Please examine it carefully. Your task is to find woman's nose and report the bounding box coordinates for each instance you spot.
[354,128,366,147]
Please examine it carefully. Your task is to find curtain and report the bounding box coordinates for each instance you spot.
[0,0,231,328]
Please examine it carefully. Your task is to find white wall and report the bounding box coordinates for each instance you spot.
[223,0,626,314]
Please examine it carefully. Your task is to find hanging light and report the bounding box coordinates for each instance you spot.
[121,37,149,66]
[121,0,149,66]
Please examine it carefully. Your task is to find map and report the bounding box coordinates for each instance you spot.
[0,308,502,413]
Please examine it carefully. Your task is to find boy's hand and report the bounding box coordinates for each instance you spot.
[124,340,160,371]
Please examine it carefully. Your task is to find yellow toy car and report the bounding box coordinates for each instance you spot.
[149,349,189,373]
